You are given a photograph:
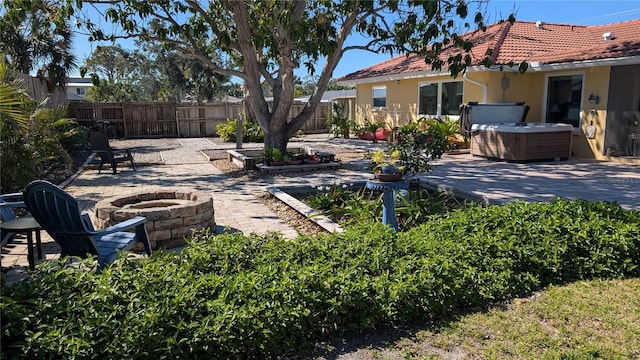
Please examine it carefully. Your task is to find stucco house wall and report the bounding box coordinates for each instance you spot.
[352,64,619,159]
[339,19,640,162]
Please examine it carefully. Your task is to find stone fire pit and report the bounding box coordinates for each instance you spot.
[95,189,215,249]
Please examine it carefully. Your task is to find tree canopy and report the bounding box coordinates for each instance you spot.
[69,0,512,150]
[82,43,235,102]
[0,0,77,90]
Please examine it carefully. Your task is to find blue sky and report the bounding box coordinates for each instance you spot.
[70,0,640,79]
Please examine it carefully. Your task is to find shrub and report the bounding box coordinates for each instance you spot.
[386,119,451,177]
[2,200,638,358]
[0,102,85,192]
[216,117,264,143]
[327,102,356,138]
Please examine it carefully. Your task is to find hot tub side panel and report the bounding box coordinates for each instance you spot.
[471,130,572,161]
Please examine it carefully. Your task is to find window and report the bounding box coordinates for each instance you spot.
[418,81,463,117]
[76,88,86,96]
[419,84,438,115]
[372,86,386,108]
[545,74,583,127]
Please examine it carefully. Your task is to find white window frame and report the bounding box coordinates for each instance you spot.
[76,88,86,96]
[542,71,585,128]
[418,80,464,118]
[372,86,387,108]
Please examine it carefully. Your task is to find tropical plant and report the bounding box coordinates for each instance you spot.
[395,189,458,230]
[0,61,30,133]
[1,62,84,192]
[327,102,355,138]
[421,117,467,149]
[369,149,404,175]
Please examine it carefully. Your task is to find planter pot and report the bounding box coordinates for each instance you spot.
[357,131,375,141]
[270,161,284,166]
[285,160,303,165]
[375,173,403,182]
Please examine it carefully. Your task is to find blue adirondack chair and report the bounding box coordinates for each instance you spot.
[0,192,25,247]
[23,180,152,270]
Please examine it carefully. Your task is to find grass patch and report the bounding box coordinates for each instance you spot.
[409,278,640,359]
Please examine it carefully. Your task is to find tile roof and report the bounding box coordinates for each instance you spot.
[338,19,640,82]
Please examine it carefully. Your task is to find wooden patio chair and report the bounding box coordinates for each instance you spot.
[23,180,152,271]
[89,127,136,174]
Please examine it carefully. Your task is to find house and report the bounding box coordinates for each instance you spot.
[295,89,356,121]
[336,19,640,161]
[66,76,93,100]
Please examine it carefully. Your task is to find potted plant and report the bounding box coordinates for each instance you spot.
[284,151,302,165]
[265,147,284,166]
[370,150,404,182]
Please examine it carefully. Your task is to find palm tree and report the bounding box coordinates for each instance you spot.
[1,60,77,192]
[0,0,77,90]
[0,61,30,133]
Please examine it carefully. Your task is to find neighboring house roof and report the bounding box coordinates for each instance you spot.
[264,89,356,103]
[337,19,640,84]
[66,76,93,87]
[294,89,356,103]
[67,93,85,101]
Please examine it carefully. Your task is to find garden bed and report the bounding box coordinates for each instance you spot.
[226,147,340,172]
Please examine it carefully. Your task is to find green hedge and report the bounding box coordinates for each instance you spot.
[215,117,264,143]
[2,199,639,358]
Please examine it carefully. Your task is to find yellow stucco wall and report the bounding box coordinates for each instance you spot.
[579,66,611,159]
[354,66,613,159]
[356,80,419,127]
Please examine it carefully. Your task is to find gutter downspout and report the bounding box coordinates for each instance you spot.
[463,73,488,103]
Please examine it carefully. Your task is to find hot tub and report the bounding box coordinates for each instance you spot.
[460,102,573,162]
[470,122,573,161]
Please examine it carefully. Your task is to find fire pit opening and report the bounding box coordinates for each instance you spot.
[128,200,188,209]
[95,189,215,250]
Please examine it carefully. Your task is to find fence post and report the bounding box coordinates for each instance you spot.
[176,109,180,137]
[236,111,244,149]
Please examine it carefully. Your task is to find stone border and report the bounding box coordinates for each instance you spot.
[266,185,344,234]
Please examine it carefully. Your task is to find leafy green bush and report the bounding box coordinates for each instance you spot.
[2,200,639,358]
[216,117,264,143]
[386,119,451,176]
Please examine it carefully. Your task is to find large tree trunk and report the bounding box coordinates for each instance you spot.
[231,0,358,154]
[264,122,290,152]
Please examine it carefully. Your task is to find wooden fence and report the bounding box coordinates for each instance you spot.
[67,101,330,138]
[17,73,67,107]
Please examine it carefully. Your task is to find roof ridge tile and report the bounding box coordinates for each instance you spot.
[489,21,512,63]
